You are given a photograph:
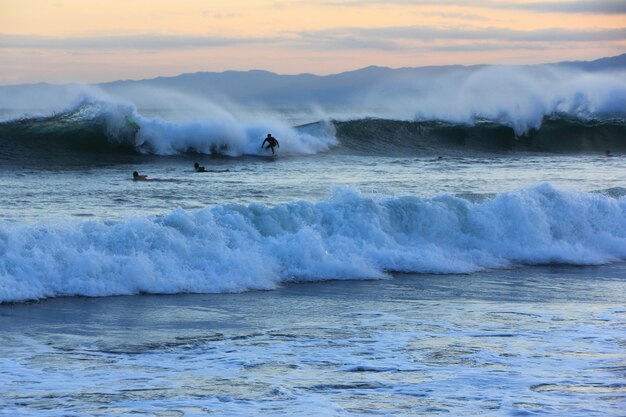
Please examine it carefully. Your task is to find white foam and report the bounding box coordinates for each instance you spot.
[0,184,624,303]
[132,114,336,156]
[1,85,339,156]
[86,93,338,156]
[5,65,625,138]
[362,66,626,134]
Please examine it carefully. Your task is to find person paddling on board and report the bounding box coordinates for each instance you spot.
[194,162,207,172]
[132,171,148,181]
[261,133,280,155]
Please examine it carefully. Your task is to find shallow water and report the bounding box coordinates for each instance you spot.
[1,264,625,416]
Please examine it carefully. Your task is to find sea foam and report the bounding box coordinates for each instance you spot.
[1,184,624,303]
[0,91,338,156]
[356,66,626,135]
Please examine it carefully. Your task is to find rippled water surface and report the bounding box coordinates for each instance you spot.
[0,153,623,223]
[1,104,625,415]
[1,265,625,416]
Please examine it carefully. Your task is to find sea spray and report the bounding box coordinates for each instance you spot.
[363,65,626,135]
[0,100,338,156]
[1,184,624,303]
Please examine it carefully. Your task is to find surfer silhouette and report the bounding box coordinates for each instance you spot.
[261,134,280,155]
[194,162,207,172]
[132,171,148,181]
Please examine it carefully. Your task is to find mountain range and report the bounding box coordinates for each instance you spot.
[1,53,625,109]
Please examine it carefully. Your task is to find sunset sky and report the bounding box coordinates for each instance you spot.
[1,0,625,84]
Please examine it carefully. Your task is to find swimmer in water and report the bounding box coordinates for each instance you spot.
[132,171,148,181]
[194,162,207,172]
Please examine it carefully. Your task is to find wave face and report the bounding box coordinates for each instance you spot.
[1,184,624,303]
[0,100,337,159]
[4,105,624,160]
[362,65,626,134]
[332,117,626,155]
[2,65,625,159]
[0,101,139,156]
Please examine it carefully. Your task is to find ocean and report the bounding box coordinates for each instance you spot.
[0,71,625,416]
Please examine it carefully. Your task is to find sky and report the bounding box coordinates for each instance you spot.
[1,0,625,85]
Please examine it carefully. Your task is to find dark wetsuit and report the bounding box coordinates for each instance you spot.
[262,135,280,154]
[132,171,148,181]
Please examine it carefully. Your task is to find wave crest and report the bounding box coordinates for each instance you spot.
[0,100,338,157]
[364,65,626,135]
[1,184,624,303]
[332,117,626,155]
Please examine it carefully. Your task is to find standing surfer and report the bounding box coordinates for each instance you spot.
[262,134,280,155]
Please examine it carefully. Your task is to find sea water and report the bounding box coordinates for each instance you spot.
[0,267,625,416]
[0,78,625,415]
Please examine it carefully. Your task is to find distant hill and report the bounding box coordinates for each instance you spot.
[98,65,446,106]
[97,53,626,106]
[1,53,624,109]
[556,53,626,71]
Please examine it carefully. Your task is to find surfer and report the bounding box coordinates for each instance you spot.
[261,134,280,155]
[194,162,207,172]
[606,150,613,157]
[132,171,148,181]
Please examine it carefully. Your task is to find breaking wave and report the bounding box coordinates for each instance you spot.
[1,184,624,303]
[2,62,625,159]
[331,117,626,155]
[0,100,338,158]
[2,106,625,160]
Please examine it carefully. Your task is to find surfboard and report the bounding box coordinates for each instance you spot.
[125,118,140,134]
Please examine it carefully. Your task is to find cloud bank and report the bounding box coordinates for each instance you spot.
[2,26,624,52]
[317,0,626,15]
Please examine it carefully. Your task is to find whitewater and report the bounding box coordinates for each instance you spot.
[1,184,625,304]
[0,62,625,416]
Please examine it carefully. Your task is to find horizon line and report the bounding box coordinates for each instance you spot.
[1,51,624,88]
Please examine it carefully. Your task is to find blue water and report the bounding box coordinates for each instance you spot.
[1,266,625,416]
[0,98,625,415]
[0,152,623,224]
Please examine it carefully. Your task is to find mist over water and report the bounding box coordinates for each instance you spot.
[0,61,625,304]
[1,63,625,159]
[363,65,626,133]
[1,59,626,417]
